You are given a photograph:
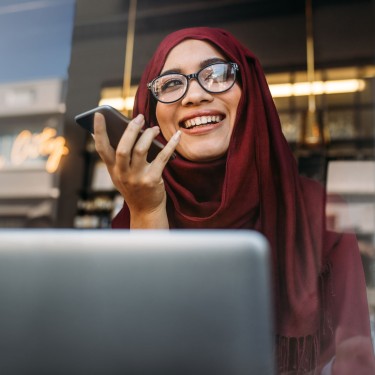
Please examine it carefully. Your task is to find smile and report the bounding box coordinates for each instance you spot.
[181,115,223,129]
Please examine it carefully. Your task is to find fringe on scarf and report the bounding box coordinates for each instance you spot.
[276,334,320,375]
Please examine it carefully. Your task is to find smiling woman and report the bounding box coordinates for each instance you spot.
[92,27,375,374]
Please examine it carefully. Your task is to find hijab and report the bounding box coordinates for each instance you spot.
[113,27,326,372]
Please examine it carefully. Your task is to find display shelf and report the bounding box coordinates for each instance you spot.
[74,190,122,229]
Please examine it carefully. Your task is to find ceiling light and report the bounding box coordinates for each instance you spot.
[269,79,366,98]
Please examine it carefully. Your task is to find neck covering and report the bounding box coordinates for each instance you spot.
[113,27,326,371]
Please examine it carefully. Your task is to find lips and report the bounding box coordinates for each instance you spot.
[180,115,224,129]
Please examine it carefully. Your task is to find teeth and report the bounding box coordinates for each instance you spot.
[183,115,222,129]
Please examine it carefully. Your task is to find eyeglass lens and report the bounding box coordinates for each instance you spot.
[151,63,236,103]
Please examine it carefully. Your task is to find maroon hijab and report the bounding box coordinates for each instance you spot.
[113,27,327,369]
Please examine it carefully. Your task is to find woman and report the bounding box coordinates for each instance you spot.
[93,27,374,374]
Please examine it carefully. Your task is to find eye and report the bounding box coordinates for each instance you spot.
[161,78,183,91]
[201,65,226,83]
[159,77,184,93]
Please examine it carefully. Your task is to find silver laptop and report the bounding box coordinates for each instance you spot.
[0,229,274,375]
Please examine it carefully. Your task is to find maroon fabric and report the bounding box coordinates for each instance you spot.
[112,27,371,373]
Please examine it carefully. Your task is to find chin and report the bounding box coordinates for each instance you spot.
[179,147,227,162]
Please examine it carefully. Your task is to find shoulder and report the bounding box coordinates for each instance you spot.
[299,175,326,201]
[299,175,327,231]
[298,176,347,263]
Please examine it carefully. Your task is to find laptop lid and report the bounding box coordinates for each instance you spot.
[0,229,274,375]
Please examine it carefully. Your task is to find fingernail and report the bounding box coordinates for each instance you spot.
[172,130,181,141]
[133,114,144,125]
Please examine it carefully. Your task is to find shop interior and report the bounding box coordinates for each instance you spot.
[0,0,375,347]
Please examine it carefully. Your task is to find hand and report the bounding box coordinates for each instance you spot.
[93,112,180,228]
[333,332,375,374]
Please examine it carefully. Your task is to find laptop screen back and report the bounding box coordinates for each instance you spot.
[0,229,274,375]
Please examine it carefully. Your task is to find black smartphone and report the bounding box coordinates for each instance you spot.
[75,105,176,162]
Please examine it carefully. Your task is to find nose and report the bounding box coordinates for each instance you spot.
[181,78,213,106]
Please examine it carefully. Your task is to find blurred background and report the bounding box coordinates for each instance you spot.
[0,0,375,309]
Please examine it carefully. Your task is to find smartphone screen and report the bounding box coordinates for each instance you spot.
[75,105,176,162]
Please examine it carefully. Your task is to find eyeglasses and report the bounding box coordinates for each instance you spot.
[147,62,239,104]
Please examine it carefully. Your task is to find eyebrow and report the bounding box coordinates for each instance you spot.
[160,57,227,75]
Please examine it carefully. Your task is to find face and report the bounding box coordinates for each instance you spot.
[155,39,242,162]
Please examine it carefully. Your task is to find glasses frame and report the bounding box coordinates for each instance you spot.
[147,62,239,104]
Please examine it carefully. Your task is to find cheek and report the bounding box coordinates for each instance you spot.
[155,102,163,124]
[231,85,242,111]
[155,104,173,140]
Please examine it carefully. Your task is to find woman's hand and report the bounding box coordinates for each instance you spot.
[93,112,180,228]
